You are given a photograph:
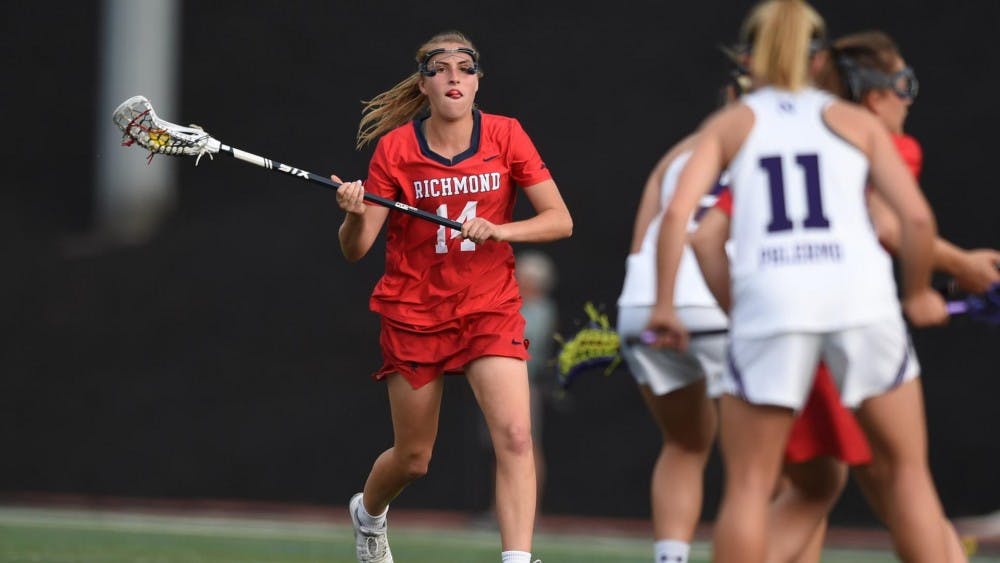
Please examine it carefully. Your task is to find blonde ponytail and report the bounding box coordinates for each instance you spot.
[741,0,825,91]
[356,31,480,149]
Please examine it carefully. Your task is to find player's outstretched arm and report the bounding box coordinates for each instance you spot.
[868,190,1000,294]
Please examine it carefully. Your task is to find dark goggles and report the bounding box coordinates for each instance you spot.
[841,60,919,101]
[886,67,920,100]
[418,47,480,77]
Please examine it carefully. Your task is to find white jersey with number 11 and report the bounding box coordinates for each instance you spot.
[726,86,899,338]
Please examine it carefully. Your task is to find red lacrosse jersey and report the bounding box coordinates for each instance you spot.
[892,133,923,179]
[364,110,553,324]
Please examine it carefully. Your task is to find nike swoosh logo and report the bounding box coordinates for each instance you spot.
[511,339,523,345]
[483,154,500,162]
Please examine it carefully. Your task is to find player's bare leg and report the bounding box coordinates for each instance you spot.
[766,458,846,563]
[853,453,968,562]
[362,374,445,514]
[791,516,828,563]
[467,356,536,553]
[855,378,949,562]
[638,379,716,543]
[713,395,795,563]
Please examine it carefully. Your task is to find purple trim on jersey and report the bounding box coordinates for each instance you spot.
[726,342,749,400]
[413,109,482,166]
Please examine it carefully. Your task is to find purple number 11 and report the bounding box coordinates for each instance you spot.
[760,154,830,233]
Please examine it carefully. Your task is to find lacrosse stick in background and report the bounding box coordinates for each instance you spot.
[555,303,731,389]
[623,284,1000,345]
[555,284,998,390]
[624,328,729,346]
[946,283,1000,325]
[622,283,1000,350]
[112,95,462,230]
[554,302,622,389]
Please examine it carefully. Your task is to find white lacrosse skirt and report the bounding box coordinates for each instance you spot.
[617,305,728,397]
[722,315,920,409]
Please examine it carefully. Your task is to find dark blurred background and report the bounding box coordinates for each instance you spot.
[3,0,998,526]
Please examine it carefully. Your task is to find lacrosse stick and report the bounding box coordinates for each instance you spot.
[624,328,729,346]
[624,284,1000,347]
[946,283,1000,325]
[112,95,462,230]
[555,303,733,389]
[554,302,622,389]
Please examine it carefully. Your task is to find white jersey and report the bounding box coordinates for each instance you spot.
[618,150,726,317]
[727,87,899,338]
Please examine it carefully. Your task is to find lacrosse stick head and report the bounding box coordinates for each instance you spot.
[555,302,622,389]
[113,95,220,164]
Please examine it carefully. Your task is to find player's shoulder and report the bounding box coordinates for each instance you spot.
[821,98,889,154]
[695,100,754,158]
[371,120,420,161]
[823,98,881,130]
[703,99,754,132]
[478,110,523,133]
[378,120,418,145]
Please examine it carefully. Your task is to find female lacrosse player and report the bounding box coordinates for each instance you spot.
[696,31,993,562]
[821,32,1000,296]
[616,133,727,563]
[333,31,571,563]
[698,187,958,563]
[768,30,995,562]
[695,59,873,560]
[647,1,951,562]
[809,30,995,561]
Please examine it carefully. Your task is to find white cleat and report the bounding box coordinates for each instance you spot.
[349,493,394,562]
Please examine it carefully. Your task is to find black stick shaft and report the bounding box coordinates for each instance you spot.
[218,144,463,230]
[624,328,729,346]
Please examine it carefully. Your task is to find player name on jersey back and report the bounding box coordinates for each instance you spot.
[759,240,843,266]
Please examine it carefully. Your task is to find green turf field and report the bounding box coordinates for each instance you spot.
[0,506,994,562]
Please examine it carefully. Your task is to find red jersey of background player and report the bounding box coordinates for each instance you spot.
[892,133,923,179]
[363,109,552,324]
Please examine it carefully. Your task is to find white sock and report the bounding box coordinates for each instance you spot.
[356,495,387,529]
[654,539,690,563]
[501,550,532,563]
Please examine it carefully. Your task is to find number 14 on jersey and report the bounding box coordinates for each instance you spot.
[435,201,478,253]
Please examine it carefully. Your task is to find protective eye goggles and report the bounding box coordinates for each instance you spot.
[840,59,919,102]
[886,67,919,100]
[418,47,480,77]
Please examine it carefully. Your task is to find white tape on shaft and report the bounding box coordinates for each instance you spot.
[231,148,270,169]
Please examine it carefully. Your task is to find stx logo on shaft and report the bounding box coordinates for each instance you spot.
[278,163,310,179]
